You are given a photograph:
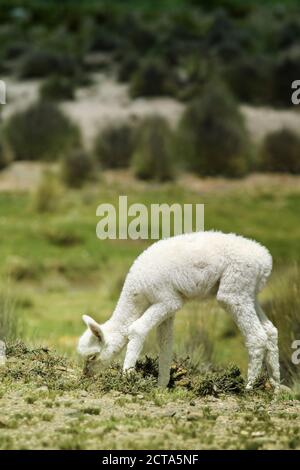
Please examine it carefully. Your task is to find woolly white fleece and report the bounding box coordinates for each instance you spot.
[78,231,280,389]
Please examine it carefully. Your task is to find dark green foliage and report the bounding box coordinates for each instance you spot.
[225,55,275,105]
[130,57,174,98]
[260,129,300,174]
[132,116,175,181]
[117,52,139,82]
[40,76,75,101]
[4,101,80,161]
[0,140,11,170]
[18,49,79,79]
[274,46,300,107]
[93,124,135,169]
[178,82,250,177]
[62,149,95,188]
[193,365,245,397]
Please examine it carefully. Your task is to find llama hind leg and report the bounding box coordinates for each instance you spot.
[255,301,280,389]
[157,316,174,387]
[217,291,268,390]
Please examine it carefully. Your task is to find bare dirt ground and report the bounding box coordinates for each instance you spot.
[1,379,299,450]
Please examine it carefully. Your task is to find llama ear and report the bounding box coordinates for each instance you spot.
[82,315,104,341]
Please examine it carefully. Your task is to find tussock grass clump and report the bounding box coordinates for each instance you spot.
[177,81,251,177]
[32,170,64,213]
[2,342,78,391]
[2,344,247,398]
[93,123,135,169]
[260,129,300,174]
[0,289,21,341]
[40,76,75,102]
[61,149,96,188]
[4,101,80,161]
[132,116,175,181]
[193,365,245,397]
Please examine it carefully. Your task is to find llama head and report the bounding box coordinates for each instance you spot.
[77,314,110,376]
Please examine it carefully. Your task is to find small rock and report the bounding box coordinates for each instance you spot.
[190,400,196,406]
[36,386,48,393]
[251,431,265,438]
[137,394,144,399]
[80,391,88,397]
[163,410,176,418]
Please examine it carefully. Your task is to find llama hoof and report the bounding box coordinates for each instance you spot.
[274,384,292,395]
[123,367,135,376]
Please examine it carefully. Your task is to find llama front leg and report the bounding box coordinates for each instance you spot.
[123,298,182,373]
[157,316,174,387]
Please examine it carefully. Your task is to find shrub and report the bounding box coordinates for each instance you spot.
[177,82,250,177]
[260,129,300,174]
[32,170,64,213]
[4,101,80,161]
[131,116,174,181]
[93,123,135,169]
[130,57,173,98]
[225,55,275,106]
[61,149,95,188]
[274,46,300,107]
[18,49,78,79]
[40,76,75,101]
[117,52,139,82]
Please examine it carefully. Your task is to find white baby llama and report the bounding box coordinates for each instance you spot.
[78,231,280,390]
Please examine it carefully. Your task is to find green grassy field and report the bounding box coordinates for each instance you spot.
[1,172,300,361]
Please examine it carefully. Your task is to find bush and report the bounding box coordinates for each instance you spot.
[18,49,79,79]
[93,124,135,169]
[131,116,174,181]
[4,101,80,161]
[260,129,300,174]
[40,76,75,101]
[274,46,300,107]
[177,82,250,177]
[117,52,139,82]
[130,57,174,98]
[225,55,275,106]
[61,149,95,188]
[32,170,64,213]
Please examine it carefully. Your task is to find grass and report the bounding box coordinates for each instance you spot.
[0,341,299,450]
[0,171,300,449]
[0,177,299,356]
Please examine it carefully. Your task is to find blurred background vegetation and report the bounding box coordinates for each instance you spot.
[0,0,300,387]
